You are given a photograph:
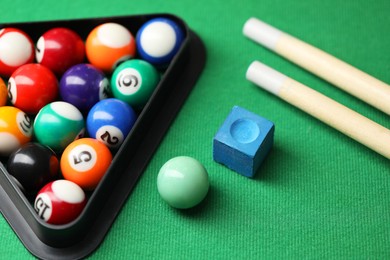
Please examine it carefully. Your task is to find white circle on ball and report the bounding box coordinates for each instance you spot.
[34,193,52,221]
[52,180,85,204]
[98,78,110,100]
[7,77,17,104]
[140,22,177,57]
[97,23,131,48]
[50,101,83,121]
[115,68,142,95]
[0,31,32,66]
[16,111,33,137]
[96,125,124,148]
[35,36,45,63]
[0,132,20,155]
[68,144,97,172]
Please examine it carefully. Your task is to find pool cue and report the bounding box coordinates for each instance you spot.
[246,61,390,159]
[243,17,390,116]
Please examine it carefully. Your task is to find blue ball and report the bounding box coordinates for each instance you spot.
[60,63,110,113]
[86,98,137,149]
[136,18,185,67]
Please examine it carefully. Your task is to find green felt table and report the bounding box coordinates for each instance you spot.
[1,0,390,259]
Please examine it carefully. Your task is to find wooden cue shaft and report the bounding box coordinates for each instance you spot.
[243,17,390,115]
[246,61,390,159]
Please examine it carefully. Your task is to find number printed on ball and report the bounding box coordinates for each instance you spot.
[68,144,97,172]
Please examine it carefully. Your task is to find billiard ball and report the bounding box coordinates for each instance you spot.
[136,18,184,67]
[0,28,35,76]
[7,142,59,196]
[157,156,209,209]
[86,23,136,73]
[60,63,110,113]
[8,64,58,114]
[110,59,160,109]
[61,138,112,190]
[34,179,86,225]
[0,106,32,156]
[0,77,7,106]
[86,98,137,149]
[36,27,85,76]
[34,101,85,152]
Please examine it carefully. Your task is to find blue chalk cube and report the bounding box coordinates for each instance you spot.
[213,106,274,178]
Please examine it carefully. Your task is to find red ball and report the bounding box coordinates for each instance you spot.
[8,64,59,114]
[36,27,85,76]
[34,180,86,225]
[0,28,35,76]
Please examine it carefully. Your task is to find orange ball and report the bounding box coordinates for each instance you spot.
[0,77,7,106]
[61,138,112,190]
[0,106,33,155]
[86,23,136,73]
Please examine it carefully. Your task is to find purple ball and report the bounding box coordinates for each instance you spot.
[59,63,110,113]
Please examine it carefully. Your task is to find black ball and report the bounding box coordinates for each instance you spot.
[7,142,59,196]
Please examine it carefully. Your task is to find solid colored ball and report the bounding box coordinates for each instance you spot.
[157,156,209,209]
[8,64,58,114]
[36,27,85,76]
[0,106,33,156]
[87,98,137,149]
[60,63,110,113]
[136,18,184,67]
[34,101,85,152]
[0,77,7,106]
[34,180,86,225]
[0,28,35,76]
[110,59,159,109]
[61,138,112,190]
[86,23,136,73]
[7,142,59,196]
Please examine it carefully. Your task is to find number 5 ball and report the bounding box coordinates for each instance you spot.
[61,138,112,190]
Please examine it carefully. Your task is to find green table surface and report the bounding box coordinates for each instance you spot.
[1,0,390,259]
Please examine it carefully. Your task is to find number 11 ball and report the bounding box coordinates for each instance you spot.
[61,138,112,190]
[0,106,33,156]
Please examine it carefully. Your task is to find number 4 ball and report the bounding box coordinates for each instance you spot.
[61,138,112,190]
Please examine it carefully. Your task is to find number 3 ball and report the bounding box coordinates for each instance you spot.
[7,142,59,196]
[34,180,86,225]
[34,101,85,152]
[0,106,32,156]
[61,138,112,190]
[86,23,136,73]
[87,98,137,149]
[8,63,59,114]
[0,28,35,76]
[36,27,85,76]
